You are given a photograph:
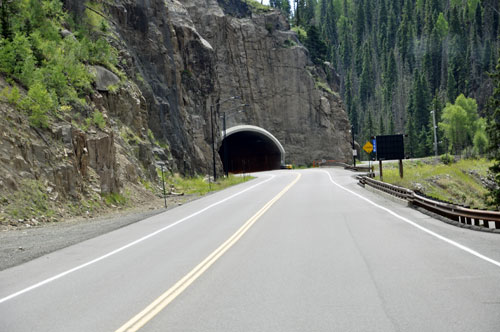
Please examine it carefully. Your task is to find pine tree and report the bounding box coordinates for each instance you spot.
[414,73,431,130]
[359,41,374,109]
[474,2,482,38]
[389,112,395,134]
[305,25,327,64]
[298,0,499,160]
[319,0,338,53]
[487,56,500,206]
[447,66,458,102]
[337,15,352,69]
[406,113,417,158]
[354,0,365,47]
[379,114,385,135]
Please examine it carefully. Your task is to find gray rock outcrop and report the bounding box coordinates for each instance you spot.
[104,0,351,170]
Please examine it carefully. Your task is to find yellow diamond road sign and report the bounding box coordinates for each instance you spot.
[363,141,373,154]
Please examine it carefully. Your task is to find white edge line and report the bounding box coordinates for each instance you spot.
[320,170,500,269]
[0,174,277,304]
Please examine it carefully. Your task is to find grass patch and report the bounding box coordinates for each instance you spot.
[243,0,271,13]
[103,192,127,206]
[3,179,55,220]
[160,173,254,196]
[315,80,339,97]
[292,26,307,43]
[376,157,493,209]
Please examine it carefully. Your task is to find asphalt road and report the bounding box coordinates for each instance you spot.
[1,168,499,332]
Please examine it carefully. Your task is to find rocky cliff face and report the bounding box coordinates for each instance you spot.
[105,0,351,169]
[0,0,352,227]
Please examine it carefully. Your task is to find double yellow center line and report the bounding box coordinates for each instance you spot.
[115,173,301,332]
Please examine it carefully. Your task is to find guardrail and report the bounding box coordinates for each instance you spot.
[358,176,500,231]
[312,160,373,172]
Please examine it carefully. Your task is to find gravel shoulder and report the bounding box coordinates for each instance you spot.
[0,194,198,271]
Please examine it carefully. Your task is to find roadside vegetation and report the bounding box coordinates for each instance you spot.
[0,0,121,129]
[160,173,254,196]
[376,157,494,210]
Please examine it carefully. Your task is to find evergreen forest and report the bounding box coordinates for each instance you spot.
[271,0,499,159]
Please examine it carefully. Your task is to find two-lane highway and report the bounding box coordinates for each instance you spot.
[1,168,499,331]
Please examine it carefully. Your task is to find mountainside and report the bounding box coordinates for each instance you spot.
[0,0,351,226]
[286,0,499,157]
[110,0,352,168]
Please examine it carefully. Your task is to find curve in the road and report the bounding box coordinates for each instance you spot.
[321,169,500,269]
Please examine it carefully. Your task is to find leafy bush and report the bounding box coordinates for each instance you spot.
[0,86,21,106]
[92,110,106,129]
[0,0,121,126]
[440,153,454,165]
[21,82,56,128]
[473,130,488,155]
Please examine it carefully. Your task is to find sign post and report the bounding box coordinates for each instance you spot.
[363,141,373,154]
[363,141,374,175]
[374,134,405,180]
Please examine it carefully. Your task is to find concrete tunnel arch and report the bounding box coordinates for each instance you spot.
[218,125,285,173]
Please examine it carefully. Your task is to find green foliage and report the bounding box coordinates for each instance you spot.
[439,94,482,155]
[486,56,500,206]
[4,179,55,220]
[243,0,271,13]
[473,130,488,155]
[103,192,127,206]
[21,82,56,128]
[162,173,253,196]
[379,158,493,209]
[92,110,106,129]
[0,0,121,125]
[0,85,21,106]
[292,26,307,44]
[315,80,337,96]
[440,153,454,165]
[305,25,327,64]
[303,0,498,161]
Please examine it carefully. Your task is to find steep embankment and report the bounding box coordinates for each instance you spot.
[0,0,351,227]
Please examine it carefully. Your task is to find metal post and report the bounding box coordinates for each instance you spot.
[223,112,228,177]
[399,159,404,179]
[160,164,167,208]
[207,163,211,191]
[210,104,217,181]
[379,160,383,181]
[431,110,438,158]
[351,125,356,167]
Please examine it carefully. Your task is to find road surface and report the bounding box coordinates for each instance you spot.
[1,168,499,331]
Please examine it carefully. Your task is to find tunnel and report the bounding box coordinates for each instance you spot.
[218,125,285,174]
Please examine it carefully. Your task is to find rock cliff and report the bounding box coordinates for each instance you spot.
[104,0,351,169]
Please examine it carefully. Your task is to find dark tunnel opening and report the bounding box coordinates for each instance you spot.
[218,131,282,174]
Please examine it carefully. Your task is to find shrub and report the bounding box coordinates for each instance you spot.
[92,110,106,129]
[440,153,454,165]
[21,82,56,128]
[0,86,21,106]
[473,130,488,155]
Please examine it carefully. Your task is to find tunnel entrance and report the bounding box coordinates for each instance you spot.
[218,126,285,174]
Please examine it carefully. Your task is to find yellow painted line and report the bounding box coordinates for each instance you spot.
[115,173,301,332]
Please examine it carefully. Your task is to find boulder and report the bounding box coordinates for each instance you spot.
[90,65,121,92]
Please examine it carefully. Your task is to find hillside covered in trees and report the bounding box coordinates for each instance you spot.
[271,0,499,158]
